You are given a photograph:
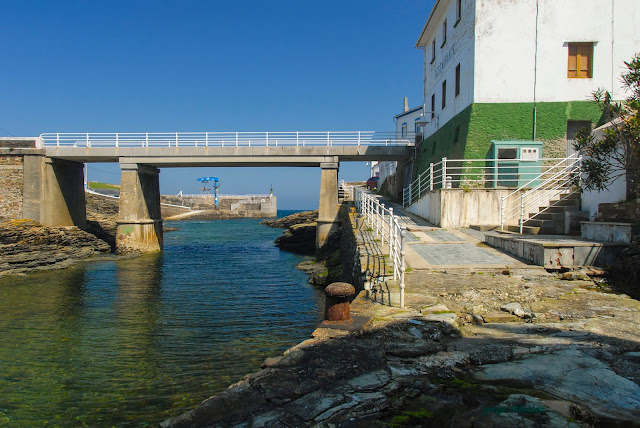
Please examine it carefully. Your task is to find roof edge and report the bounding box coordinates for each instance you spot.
[416,0,443,48]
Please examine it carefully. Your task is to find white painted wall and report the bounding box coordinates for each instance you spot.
[474,0,640,103]
[580,121,627,220]
[417,0,640,138]
[418,0,476,139]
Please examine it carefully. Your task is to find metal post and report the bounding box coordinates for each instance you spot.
[388,207,394,257]
[296,131,299,146]
[146,132,149,147]
[175,132,179,147]
[87,133,91,148]
[266,132,269,147]
[236,132,239,147]
[429,163,434,191]
[56,133,60,147]
[205,132,208,147]
[442,157,447,188]
[380,203,385,247]
[327,132,330,146]
[376,203,380,237]
[500,196,505,231]
[519,192,525,234]
[400,228,406,309]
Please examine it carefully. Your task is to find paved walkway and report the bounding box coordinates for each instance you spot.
[368,192,530,270]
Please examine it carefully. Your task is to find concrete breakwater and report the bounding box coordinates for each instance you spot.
[161,194,277,220]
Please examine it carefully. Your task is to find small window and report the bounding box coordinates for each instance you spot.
[401,123,407,137]
[442,19,447,46]
[568,42,593,78]
[441,80,447,109]
[521,148,540,161]
[431,39,436,62]
[456,0,462,22]
[431,94,435,119]
[455,63,461,97]
[414,118,421,133]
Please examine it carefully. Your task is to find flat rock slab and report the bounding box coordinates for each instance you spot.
[473,348,640,422]
[482,312,519,323]
[314,315,371,333]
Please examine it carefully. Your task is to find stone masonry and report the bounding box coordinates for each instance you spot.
[0,155,24,221]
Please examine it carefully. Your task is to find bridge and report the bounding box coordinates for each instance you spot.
[15,132,413,254]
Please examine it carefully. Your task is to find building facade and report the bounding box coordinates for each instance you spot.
[414,0,640,175]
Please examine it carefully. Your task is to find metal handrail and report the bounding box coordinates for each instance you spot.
[40,131,414,148]
[500,155,582,232]
[402,157,576,207]
[354,188,406,308]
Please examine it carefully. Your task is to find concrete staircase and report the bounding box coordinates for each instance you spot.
[507,192,581,235]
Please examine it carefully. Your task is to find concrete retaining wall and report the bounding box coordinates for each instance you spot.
[581,221,640,244]
[406,188,522,228]
[0,155,24,221]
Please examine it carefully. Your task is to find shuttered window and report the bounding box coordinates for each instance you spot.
[568,43,593,78]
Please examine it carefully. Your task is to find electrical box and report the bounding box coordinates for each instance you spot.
[489,141,543,188]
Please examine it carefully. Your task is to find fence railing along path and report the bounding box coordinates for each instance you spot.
[39,132,413,148]
[354,187,406,308]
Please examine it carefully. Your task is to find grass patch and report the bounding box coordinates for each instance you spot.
[451,378,478,389]
[388,408,434,427]
[88,181,120,190]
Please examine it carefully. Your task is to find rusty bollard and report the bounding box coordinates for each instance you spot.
[324,282,356,321]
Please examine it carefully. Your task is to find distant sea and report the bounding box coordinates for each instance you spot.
[0,210,324,426]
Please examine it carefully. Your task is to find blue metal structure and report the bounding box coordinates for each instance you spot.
[197,177,220,207]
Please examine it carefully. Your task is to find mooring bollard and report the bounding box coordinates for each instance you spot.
[324,282,356,321]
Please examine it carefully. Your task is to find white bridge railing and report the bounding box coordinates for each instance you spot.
[40,132,413,148]
[354,188,406,309]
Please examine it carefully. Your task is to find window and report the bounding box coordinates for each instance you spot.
[415,118,421,133]
[456,0,462,22]
[401,123,407,137]
[455,63,461,96]
[431,39,436,62]
[441,80,447,109]
[568,43,593,78]
[431,94,435,118]
[442,19,447,46]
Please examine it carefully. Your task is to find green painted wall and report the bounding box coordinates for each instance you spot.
[415,101,603,176]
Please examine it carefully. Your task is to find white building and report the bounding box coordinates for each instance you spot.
[414,0,640,172]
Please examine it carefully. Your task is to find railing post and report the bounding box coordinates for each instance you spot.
[205,132,209,147]
[87,133,91,148]
[442,157,447,188]
[296,131,299,147]
[400,228,406,309]
[500,196,505,231]
[236,132,239,147]
[388,207,394,256]
[327,132,330,146]
[376,203,380,237]
[418,172,422,198]
[380,203,386,247]
[519,192,525,234]
[175,132,179,147]
[266,132,269,147]
[429,163,434,191]
[145,132,149,147]
[358,131,361,147]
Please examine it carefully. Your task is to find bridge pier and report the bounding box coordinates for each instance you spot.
[23,155,86,227]
[316,161,340,252]
[116,163,163,254]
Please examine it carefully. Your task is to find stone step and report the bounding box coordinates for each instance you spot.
[558,192,581,200]
[470,224,499,231]
[544,205,580,214]
[527,212,564,221]
[523,219,561,234]
[547,198,581,207]
[507,224,540,235]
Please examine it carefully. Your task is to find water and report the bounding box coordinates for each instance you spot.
[0,212,324,427]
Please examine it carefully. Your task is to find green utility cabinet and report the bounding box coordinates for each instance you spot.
[489,140,543,188]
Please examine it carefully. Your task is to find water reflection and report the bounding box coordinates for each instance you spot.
[0,218,324,426]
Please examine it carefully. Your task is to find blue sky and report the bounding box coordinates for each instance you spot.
[1,0,434,209]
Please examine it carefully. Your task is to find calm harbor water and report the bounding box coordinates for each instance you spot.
[0,212,325,426]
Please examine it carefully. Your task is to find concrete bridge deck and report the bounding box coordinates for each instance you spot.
[43,145,413,166]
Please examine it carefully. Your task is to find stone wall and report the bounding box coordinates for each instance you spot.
[598,200,640,223]
[339,203,363,294]
[0,155,24,221]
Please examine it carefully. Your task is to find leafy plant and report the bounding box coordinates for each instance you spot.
[574,54,640,199]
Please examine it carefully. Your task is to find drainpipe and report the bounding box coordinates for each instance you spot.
[532,0,539,140]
